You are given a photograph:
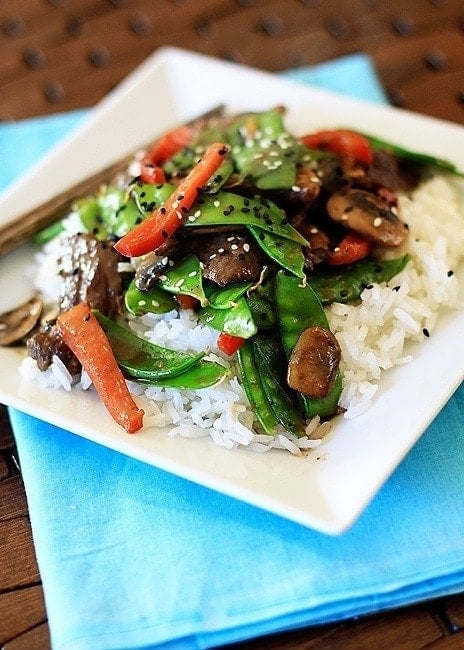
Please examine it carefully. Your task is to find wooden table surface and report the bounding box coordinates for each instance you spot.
[1,1,464,648]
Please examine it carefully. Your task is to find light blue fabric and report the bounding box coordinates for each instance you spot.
[3,54,464,649]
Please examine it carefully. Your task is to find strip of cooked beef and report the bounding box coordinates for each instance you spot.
[134,236,181,290]
[58,233,123,318]
[196,232,265,286]
[27,325,81,374]
[27,233,123,372]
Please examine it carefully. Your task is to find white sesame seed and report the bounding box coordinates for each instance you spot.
[194,210,201,218]
[291,185,300,192]
[175,278,185,288]
[310,227,319,234]
[231,244,238,250]
[209,254,217,260]
[159,275,167,281]
[341,215,349,221]
[243,243,250,252]
[333,247,340,252]
[373,217,382,227]
[176,210,183,220]
[188,215,196,222]
[161,256,168,265]
[188,270,197,277]
[218,248,224,253]
[151,300,160,307]
[227,236,236,241]
[213,200,220,208]
[172,201,179,209]
[138,300,146,306]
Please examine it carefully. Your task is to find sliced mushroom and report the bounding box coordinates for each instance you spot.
[297,224,331,270]
[287,326,341,399]
[289,166,321,205]
[326,188,408,247]
[0,295,43,346]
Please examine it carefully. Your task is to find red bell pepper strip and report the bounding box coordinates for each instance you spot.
[174,294,200,310]
[140,162,166,185]
[114,143,230,258]
[56,303,144,433]
[328,232,372,266]
[300,129,374,165]
[142,124,193,165]
[217,332,246,356]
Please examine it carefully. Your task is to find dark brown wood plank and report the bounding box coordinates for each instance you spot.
[2,622,51,650]
[0,0,463,122]
[0,517,40,590]
[425,635,464,649]
[443,594,464,631]
[0,476,28,521]
[0,585,47,646]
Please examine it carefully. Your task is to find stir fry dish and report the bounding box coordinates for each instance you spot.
[4,106,463,442]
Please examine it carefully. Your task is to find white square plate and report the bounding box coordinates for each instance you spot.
[0,47,463,534]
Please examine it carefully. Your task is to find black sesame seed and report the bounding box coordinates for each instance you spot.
[84,313,91,322]
[393,285,401,292]
[447,269,454,277]
[423,328,430,337]
[241,207,251,213]
[162,229,169,239]
[339,289,349,298]
[160,207,166,215]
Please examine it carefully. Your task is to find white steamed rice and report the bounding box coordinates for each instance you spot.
[19,174,464,454]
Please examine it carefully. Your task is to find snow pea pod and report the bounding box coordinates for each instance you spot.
[361,133,464,177]
[206,281,254,310]
[252,333,305,436]
[245,291,276,330]
[137,359,228,390]
[227,110,300,190]
[274,272,342,418]
[201,296,257,338]
[124,278,177,316]
[309,254,409,306]
[185,191,308,245]
[248,225,305,278]
[163,124,227,177]
[63,182,175,242]
[93,311,206,381]
[158,255,208,306]
[237,341,279,435]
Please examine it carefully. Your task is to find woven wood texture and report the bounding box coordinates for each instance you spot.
[1,0,464,123]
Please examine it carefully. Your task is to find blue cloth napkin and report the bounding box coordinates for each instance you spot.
[4,54,464,649]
